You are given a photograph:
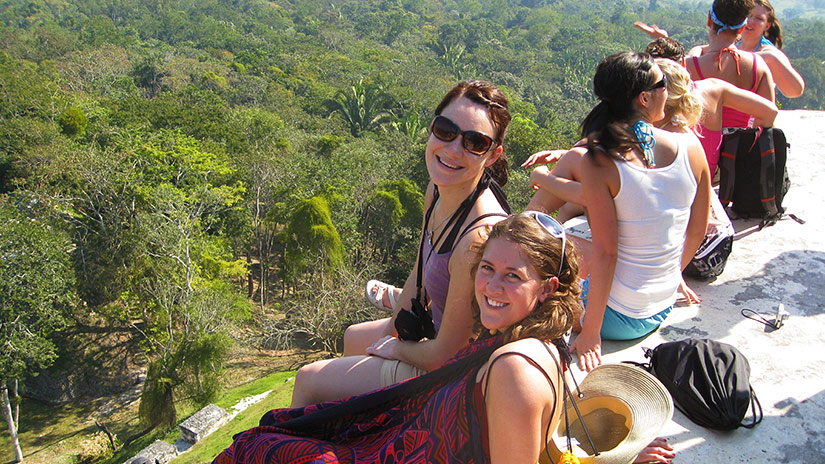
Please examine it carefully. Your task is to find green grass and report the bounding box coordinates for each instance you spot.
[98,371,295,464]
[170,371,296,464]
[0,397,98,464]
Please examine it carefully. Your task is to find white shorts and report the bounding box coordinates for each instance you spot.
[379,359,426,387]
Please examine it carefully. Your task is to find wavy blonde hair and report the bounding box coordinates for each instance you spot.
[656,58,704,130]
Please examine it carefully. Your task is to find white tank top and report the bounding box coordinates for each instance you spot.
[608,134,698,318]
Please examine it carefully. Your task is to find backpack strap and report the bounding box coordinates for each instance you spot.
[739,387,763,428]
[756,128,781,227]
[718,128,740,204]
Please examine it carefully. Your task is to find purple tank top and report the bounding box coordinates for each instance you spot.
[422,222,500,333]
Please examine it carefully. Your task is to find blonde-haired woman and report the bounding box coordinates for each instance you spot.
[655,57,777,301]
[657,57,778,175]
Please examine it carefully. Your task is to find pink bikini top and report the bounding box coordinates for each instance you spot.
[692,53,759,128]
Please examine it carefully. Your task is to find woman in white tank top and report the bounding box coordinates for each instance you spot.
[572,52,712,372]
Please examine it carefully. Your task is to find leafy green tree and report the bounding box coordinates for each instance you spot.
[360,179,423,281]
[129,131,249,428]
[282,195,345,281]
[0,200,75,462]
[439,43,474,80]
[137,282,241,429]
[391,108,427,141]
[326,79,395,136]
[132,55,168,98]
[58,107,87,136]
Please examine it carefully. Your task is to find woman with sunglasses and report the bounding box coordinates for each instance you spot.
[568,52,711,372]
[215,213,590,464]
[290,81,512,407]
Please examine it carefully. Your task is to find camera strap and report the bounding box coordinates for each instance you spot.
[416,174,493,303]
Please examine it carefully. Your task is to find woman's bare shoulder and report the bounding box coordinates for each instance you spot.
[491,338,562,373]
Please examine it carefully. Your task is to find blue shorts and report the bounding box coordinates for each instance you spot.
[581,278,672,340]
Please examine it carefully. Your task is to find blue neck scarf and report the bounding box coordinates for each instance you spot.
[632,121,656,168]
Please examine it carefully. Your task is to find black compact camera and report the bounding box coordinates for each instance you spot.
[394,297,436,341]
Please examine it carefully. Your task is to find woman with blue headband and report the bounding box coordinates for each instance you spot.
[684,0,775,176]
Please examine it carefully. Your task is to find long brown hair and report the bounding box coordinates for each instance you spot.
[434,80,511,186]
[470,214,582,344]
[754,0,784,49]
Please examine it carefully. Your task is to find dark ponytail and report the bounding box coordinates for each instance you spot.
[581,52,657,161]
[709,0,755,34]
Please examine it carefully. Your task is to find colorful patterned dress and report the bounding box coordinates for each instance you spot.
[213,336,504,464]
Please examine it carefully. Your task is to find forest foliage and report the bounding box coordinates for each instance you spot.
[0,0,823,450]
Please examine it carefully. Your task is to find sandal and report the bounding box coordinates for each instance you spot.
[365,280,398,311]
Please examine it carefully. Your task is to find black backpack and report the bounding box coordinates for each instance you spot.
[632,338,762,431]
[718,127,790,227]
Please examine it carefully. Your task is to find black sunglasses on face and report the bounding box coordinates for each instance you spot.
[430,115,496,156]
[645,74,668,91]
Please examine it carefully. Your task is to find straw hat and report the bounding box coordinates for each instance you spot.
[543,363,673,464]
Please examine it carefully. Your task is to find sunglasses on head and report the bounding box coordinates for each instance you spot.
[430,115,496,156]
[523,211,566,277]
[645,74,668,91]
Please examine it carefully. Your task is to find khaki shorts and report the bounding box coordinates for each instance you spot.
[379,359,426,387]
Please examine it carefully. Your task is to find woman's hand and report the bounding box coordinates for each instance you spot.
[528,165,552,191]
[365,335,401,360]
[633,21,669,39]
[633,437,676,463]
[678,277,701,305]
[521,149,567,168]
[570,329,602,372]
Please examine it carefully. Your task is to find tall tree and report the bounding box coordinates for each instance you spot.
[127,131,249,428]
[282,195,345,282]
[0,199,75,462]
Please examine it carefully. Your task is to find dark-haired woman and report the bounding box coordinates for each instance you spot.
[290,81,512,407]
[571,52,712,372]
[739,0,805,98]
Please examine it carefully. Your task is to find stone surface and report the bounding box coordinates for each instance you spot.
[179,403,230,444]
[585,110,825,464]
[125,439,177,464]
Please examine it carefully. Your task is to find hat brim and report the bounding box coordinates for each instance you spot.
[543,363,673,464]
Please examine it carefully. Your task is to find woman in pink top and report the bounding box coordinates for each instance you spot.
[685,0,775,174]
